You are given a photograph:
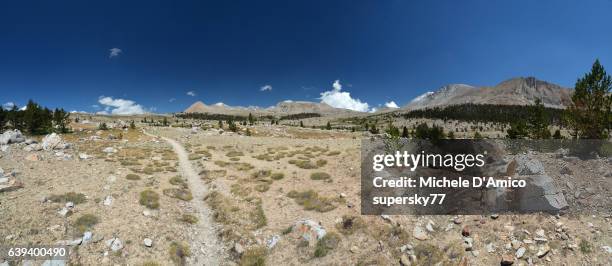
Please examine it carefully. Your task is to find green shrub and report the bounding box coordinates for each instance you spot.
[163,188,193,201]
[314,233,340,257]
[74,214,99,234]
[270,173,284,180]
[169,242,190,265]
[48,192,87,204]
[310,172,331,181]
[126,174,141,180]
[139,190,160,209]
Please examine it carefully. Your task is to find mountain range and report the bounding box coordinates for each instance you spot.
[183,77,573,117]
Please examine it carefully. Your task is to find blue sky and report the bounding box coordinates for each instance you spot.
[1,0,611,114]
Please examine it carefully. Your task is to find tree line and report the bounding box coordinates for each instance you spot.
[0,100,71,135]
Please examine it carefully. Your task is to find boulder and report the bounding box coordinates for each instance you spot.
[106,238,123,251]
[42,133,63,150]
[513,155,545,175]
[292,219,326,245]
[0,130,25,145]
[24,143,42,152]
[517,175,568,213]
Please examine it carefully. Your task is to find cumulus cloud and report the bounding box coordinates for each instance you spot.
[2,102,16,110]
[186,91,196,97]
[384,101,399,108]
[169,98,176,103]
[319,80,370,112]
[109,48,122,58]
[98,96,146,115]
[260,84,272,92]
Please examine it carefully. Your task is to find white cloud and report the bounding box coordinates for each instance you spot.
[96,111,110,115]
[319,80,370,112]
[91,104,100,109]
[98,96,146,115]
[260,84,272,92]
[169,98,176,103]
[214,102,225,106]
[2,102,16,110]
[384,101,399,108]
[19,106,27,111]
[186,91,196,97]
[109,48,122,58]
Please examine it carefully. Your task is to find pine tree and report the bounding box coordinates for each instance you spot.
[507,121,528,139]
[553,129,562,139]
[163,117,169,126]
[385,122,400,137]
[130,120,136,130]
[248,113,255,125]
[52,108,70,133]
[447,131,455,139]
[300,121,304,128]
[98,122,108,130]
[218,120,223,129]
[566,59,612,139]
[246,128,251,136]
[0,108,5,133]
[401,126,409,138]
[325,121,331,130]
[527,99,551,139]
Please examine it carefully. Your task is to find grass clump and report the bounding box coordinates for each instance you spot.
[48,192,87,204]
[579,239,592,253]
[310,172,331,181]
[230,183,252,197]
[188,154,203,160]
[270,172,284,180]
[141,261,161,266]
[239,246,267,266]
[139,189,160,209]
[315,159,327,167]
[289,159,318,169]
[251,169,271,179]
[181,214,198,224]
[327,151,341,156]
[163,188,193,201]
[126,173,141,180]
[250,201,267,229]
[226,151,244,157]
[254,183,270,192]
[335,215,364,235]
[200,169,227,181]
[74,214,99,234]
[314,232,340,258]
[287,190,336,212]
[169,175,188,188]
[169,242,190,265]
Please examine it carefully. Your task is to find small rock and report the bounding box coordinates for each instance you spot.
[143,238,153,247]
[461,226,470,237]
[536,245,550,258]
[103,196,113,206]
[400,254,411,266]
[463,237,473,251]
[339,193,347,198]
[453,217,463,224]
[515,247,526,258]
[57,207,71,217]
[486,243,496,253]
[400,244,413,253]
[65,202,74,209]
[233,242,244,254]
[78,153,91,160]
[560,166,573,175]
[106,238,123,252]
[266,235,280,249]
[490,214,499,219]
[425,220,435,232]
[601,245,612,254]
[500,254,514,265]
[350,246,359,253]
[82,232,93,244]
[511,240,521,250]
[102,147,117,154]
[25,153,42,161]
[413,226,428,240]
[535,228,545,238]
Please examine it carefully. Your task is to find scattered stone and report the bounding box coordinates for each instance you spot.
[425,220,435,232]
[82,232,93,244]
[560,166,573,175]
[266,235,280,249]
[0,178,23,193]
[57,207,71,217]
[400,254,411,266]
[143,210,152,217]
[516,175,568,213]
[339,193,347,198]
[42,133,63,150]
[486,243,496,253]
[350,246,359,253]
[513,155,545,175]
[292,219,326,244]
[536,245,550,258]
[511,239,521,250]
[78,153,92,160]
[453,216,463,224]
[103,196,113,206]
[25,154,42,161]
[65,202,74,209]
[233,242,244,254]
[490,214,499,219]
[463,237,473,251]
[102,147,117,154]
[601,245,612,254]
[413,226,428,240]
[0,130,25,145]
[515,247,526,258]
[106,238,123,251]
[535,228,545,238]
[461,226,470,237]
[143,238,153,247]
[500,254,514,265]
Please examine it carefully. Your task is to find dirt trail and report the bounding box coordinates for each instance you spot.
[144,130,227,265]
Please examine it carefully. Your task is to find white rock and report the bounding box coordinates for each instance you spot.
[515,247,526,258]
[425,220,435,232]
[42,133,63,150]
[0,130,25,145]
[65,202,74,209]
[103,196,113,206]
[82,232,93,244]
[143,238,153,247]
[266,235,280,249]
[102,147,117,153]
[486,243,496,253]
[601,245,612,253]
[78,153,91,160]
[234,242,244,254]
[413,226,428,240]
[106,238,123,251]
